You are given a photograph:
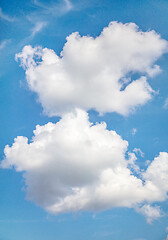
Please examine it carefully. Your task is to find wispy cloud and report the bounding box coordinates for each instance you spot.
[131,128,137,135]
[136,204,162,224]
[15,20,47,49]
[64,0,73,11]
[32,0,73,16]
[0,39,10,50]
[163,97,168,109]
[31,21,47,38]
[0,7,15,22]
[133,148,144,157]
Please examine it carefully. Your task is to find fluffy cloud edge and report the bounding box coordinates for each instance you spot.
[1,109,168,222]
[15,21,168,117]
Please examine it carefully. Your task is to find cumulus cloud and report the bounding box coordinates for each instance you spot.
[1,109,168,219]
[136,204,162,223]
[143,152,168,195]
[2,21,168,223]
[15,22,168,117]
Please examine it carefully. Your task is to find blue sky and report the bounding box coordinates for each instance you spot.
[1,0,168,239]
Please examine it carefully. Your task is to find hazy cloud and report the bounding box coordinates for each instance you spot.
[0,7,15,22]
[0,39,10,50]
[31,21,47,38]
[163,98,168,109]
[32,0,73,16]
[131,128,137,135]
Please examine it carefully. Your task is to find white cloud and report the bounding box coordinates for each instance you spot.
[3,21,168,222]
[127,152,140,173]
[143,152,168,195]
[1,109,168,218]
[0,7,15,22]
[15,22,168,117]
[136,204,162,223]
[133,148,144,157]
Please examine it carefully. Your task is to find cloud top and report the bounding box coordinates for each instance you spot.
[2,109,168,221]
[16,22,168,116]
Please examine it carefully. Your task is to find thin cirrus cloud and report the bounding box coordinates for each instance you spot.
[30,21,47,38]
[0,39,10,50]
[163,97,168,109]
[32,0,73,16]
[0,7,15,22]
[15,21,47,50]
[16,22,168,117]
[1,109,168,222]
